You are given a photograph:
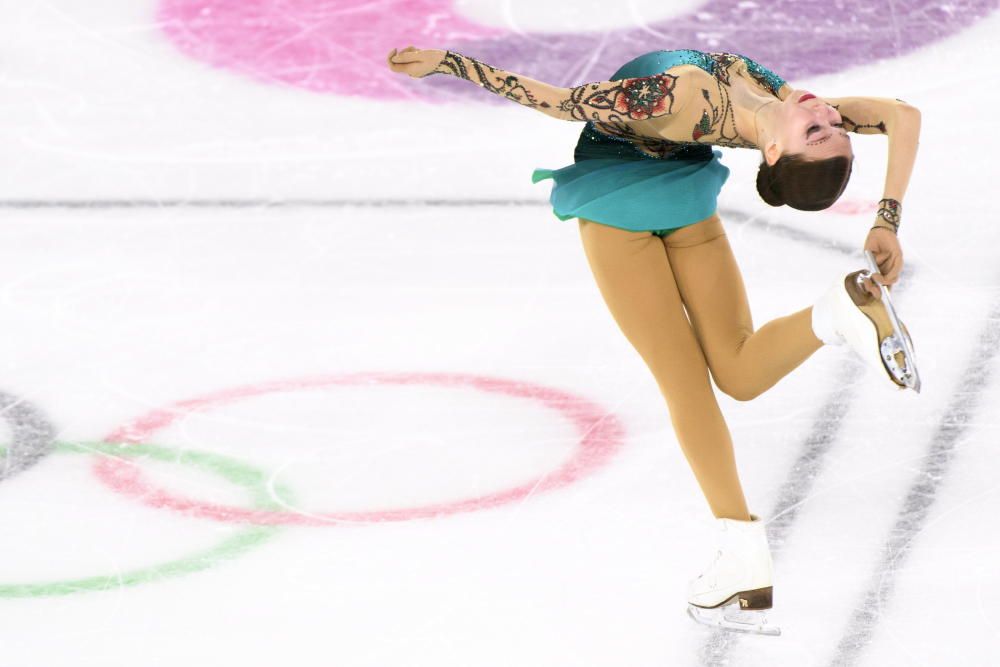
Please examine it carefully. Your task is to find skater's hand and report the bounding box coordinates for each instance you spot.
[862,227,903,300]
[386,46,447,78]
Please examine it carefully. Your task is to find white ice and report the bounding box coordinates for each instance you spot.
[0,2,998,666]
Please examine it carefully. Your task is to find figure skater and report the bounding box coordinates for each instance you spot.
[386,45,921,636]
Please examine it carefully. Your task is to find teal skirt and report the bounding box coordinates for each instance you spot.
[531,149,730,237]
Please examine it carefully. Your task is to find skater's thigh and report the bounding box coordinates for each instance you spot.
[577,218,714,404]
[662,213,753,364]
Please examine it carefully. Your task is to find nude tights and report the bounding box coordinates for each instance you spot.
[577,213,824,520]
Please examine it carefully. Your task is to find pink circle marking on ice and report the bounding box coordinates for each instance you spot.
[827,200,879,216]
[158,0,504,99]
[96,371,626,525]
[159,0,994,103]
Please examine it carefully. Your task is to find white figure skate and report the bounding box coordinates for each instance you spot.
[814,250,921,392]
[686,513,781,636]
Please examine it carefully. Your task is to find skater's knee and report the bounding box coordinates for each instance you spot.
[714,374,764,402]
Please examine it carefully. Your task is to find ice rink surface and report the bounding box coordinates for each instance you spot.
[1,1,998,665]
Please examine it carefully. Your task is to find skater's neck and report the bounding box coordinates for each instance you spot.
[731,83,779,149]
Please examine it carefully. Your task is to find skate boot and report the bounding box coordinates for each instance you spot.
[812,250,921,393]
[686,513,780,636]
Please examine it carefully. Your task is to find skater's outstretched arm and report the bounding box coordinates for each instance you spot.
[386,47,695,126]
[824,97,921,294]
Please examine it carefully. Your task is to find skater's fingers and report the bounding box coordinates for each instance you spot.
[389,47,418,59]
[880,255,900,284]
[866,274,885,299]
[878,254,900,282]
[886,260,901,284]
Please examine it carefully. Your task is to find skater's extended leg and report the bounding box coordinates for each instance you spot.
[577,218,750,521]
[662,213,824,401]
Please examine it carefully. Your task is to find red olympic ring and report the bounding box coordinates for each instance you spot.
[95,371,626,525]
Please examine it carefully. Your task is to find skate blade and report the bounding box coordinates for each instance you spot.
[846,269,920,392]
[862,250,921,392]
[687,601,781,636]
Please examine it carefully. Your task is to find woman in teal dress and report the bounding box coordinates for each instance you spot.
[531,49,760,237]
[387,45,919,635]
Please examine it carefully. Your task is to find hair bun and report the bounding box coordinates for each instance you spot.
[756,162,785,207]
[755,154,853,211]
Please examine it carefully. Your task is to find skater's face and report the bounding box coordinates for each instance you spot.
[763,91,853,165]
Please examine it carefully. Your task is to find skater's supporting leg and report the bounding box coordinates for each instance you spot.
[577,218,750,521]
[662,213,824,401]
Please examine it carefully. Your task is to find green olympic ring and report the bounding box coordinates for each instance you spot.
[0,441,285,598]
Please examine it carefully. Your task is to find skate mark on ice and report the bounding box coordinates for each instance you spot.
[0,199,880,259]
[0,391,58,482]
[156,0,994,99]
[0,198,882,260]
[0,198,555,210]
[717,207,860,257]
[829,290,1000,666]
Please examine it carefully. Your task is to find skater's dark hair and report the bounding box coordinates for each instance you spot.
[755,154,853,211]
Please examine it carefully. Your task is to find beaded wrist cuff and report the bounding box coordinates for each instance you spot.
[876,198,901,233]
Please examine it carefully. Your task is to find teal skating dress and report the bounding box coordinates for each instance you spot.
[531,49,786,237]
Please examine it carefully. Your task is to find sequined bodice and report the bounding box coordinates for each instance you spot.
[573,49,786,163]
[611,49,785,97]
